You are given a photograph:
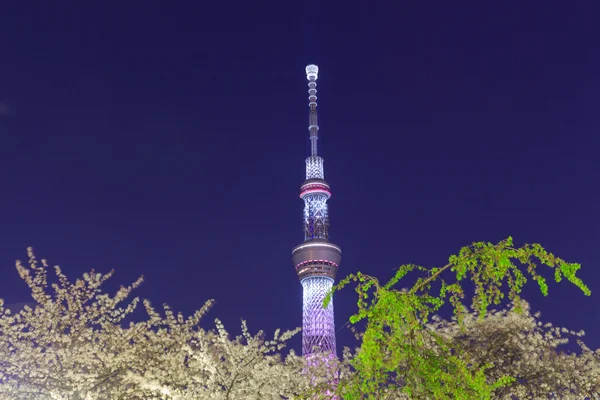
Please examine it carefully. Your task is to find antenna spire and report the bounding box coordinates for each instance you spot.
[306,64,319,156]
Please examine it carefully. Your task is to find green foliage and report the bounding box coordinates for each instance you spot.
[330,237,590,399]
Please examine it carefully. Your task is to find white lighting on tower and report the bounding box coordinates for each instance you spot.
[293,64,342,356]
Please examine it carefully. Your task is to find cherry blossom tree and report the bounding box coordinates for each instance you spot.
[0,248,335,399]
[424,302,600,399]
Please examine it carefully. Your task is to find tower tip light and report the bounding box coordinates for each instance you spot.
[306,64,319,80]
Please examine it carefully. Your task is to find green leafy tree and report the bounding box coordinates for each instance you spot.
[329,237,591,399]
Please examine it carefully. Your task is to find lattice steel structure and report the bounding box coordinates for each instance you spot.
[292,65,342,356]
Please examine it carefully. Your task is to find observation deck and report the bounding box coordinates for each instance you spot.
[292,239,341,280]
[300,179,331,199]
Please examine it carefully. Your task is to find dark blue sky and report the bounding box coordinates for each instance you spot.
[1,1,598,353]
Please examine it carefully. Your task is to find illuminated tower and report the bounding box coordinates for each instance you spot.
[292,65,342,356]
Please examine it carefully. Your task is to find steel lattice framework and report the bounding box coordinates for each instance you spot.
[292,65,342,357]
[301,277,336,354]
[305,156,324,180]
[303,193,329,241]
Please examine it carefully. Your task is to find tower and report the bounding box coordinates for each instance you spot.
[292,65,342,356]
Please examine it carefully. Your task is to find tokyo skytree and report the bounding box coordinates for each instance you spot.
[292,65,342,356]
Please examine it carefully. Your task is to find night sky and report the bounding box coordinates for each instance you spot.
[1,1,598,354]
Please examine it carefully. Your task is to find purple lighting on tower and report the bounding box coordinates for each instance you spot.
[292,65,342,356]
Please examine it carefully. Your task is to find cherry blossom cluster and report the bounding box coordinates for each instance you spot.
[0,249,337,399]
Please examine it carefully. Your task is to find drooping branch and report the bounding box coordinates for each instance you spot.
[333,237,592,399]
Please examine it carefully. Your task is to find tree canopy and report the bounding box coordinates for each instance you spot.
[330,237,593,399]
[0,239,596,399]
[0,248,333,399]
